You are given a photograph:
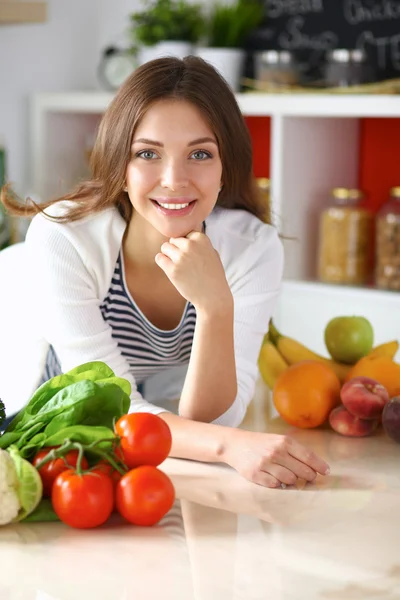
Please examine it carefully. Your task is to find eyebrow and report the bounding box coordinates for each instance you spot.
[132,137,218,147]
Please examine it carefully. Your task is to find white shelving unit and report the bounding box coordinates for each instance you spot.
[29,92,400,354]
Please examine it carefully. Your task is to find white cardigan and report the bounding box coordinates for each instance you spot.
[2,204,284,427]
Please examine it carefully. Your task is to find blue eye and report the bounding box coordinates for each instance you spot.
[137,150,158,160]
[191,150,212,160]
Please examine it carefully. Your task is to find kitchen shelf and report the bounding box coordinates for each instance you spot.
[0,2,47,24]
[240,93,400,118]
[30,91,400,280]
[276,280,400,361]
[31,91,400,118]
[28,90,400,343]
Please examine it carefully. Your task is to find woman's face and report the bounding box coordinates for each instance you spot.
[125,99,223,239]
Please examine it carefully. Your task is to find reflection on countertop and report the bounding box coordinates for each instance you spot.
[0,381,399,600]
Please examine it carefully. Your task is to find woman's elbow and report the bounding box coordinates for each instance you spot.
[178,391,238,424]
[178,405,219,423]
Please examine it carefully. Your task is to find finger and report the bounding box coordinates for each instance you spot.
[168,236,191,251]
[155,252,172,273]
[276,455,317,483]
[185,231,203,241]
[288,440,330,476]
[170,231,205,248]
[251,471,281,488]
[263,465,298,486]
[160,242,182,262]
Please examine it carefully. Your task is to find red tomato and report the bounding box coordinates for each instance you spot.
[115,413,172,468]
[32,448,89,497]
[94,460,122,487]
[115,465,175,526]
[52,469,114,529]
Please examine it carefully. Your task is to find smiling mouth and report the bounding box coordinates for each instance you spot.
[151,199,197,211]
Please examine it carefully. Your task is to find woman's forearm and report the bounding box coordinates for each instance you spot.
[178,302,237,422]
[159,411,331,490]
[158,411,235,463]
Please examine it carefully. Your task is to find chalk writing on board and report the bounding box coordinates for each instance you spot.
[278,16,338,51]
[264,0,324,19]
[357,31,400,69]
[246,0,400,80]
[344,0,400,26]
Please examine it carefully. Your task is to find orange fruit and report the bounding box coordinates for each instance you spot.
[345,355,400,399]
[273,360,341,429]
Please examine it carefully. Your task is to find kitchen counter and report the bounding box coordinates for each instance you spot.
[0,381,399,600]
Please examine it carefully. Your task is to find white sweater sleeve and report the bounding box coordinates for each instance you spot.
[211,227,284,428]
[25,216,170,416]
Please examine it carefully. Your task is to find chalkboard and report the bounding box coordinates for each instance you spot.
[245,0,400,83]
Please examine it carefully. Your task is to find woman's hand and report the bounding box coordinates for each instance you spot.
[223,429,330,488]
[155,231,232,312]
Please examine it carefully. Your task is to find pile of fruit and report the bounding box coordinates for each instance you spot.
[0,361,175,529]
[258,316,400,441]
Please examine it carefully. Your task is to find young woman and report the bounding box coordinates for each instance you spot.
[2,56,330,488]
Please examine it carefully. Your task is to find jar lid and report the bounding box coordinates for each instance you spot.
[390,186,400,198]
[257,178,270,189]
[257,50,279,64]
[279,51,293,64]
[350,49,367,63]
[327,49,351,63]
[332,187,350,199]
[348,189,364,199]
[256,50,295,65]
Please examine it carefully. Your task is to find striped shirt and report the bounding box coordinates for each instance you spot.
[41,249,196,385]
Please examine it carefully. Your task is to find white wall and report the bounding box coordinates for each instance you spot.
[0,0,225,197]
[0,0,141,195]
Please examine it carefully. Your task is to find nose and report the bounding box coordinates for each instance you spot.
[160,159,189,191]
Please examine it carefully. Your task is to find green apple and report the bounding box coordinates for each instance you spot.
[324,316,374,364]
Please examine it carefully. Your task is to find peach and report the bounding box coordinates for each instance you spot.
[340,376,389,420]
[382,397,400,443]
[329,404,379,437]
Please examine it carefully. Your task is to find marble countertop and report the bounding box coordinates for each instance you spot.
[1,382,399,600]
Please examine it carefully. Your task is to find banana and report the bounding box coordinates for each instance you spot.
[258,340,289,390]
[268,320,351,383]
[368,340,399,360]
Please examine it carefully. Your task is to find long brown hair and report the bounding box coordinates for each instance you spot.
[2,56,270,224]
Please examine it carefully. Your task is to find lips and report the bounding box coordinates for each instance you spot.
[152,198,196,205]
[151,199,197,216]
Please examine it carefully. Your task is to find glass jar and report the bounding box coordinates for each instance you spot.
[256,177,271,223]
[253,50,300,88]
[324,49,375,88]
[375,187,400,291]
[317,187,373,285]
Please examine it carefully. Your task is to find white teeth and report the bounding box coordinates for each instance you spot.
[158,202,190,210]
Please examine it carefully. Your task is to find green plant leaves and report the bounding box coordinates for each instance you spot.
[22,498,60,522]
[207,0,264,48]
[0,362,131,458]
[130,0,264,48]
[43,425,116,448]
[41,382,129,436]
[131,0,205,45]
[66,361,115,380]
